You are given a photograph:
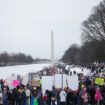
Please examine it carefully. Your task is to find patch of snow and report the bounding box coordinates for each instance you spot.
[0,63,51,79]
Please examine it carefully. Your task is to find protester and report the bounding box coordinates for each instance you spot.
[43,91,47,105]
[37,89,44,105]
[56,89,60,105]
[21,89,26,105]
[0,88,2,105]
[95,89,102,105]
[51,87,57,105]
[79,86,84,105]
[30,89,37,105]
[2,88,8,105]
[60,89,66,105]
[0,63,105,105]
[17,89,22,105]
[7,90,12,105]
[12,88,17,105]
[89,85,96,105]
[66,89,73,105]
[25,87,30,105]
[0,79,4,92]
[82,89,88,105]
[46,90,51,105]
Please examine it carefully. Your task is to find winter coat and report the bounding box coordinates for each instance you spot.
[2,93,7,102]
[51,90,57,98]
[7,92,12,101]
[21,91,26,105]
[37,92,44,105]
[60,91,67,102]
[89,87,95,102]
[43,94,47,101]
[46,91,51,105]
[95,89,102,101]
[12,90,17,101]
[66,91,73,105]
[31,97,38,105]
[25,89,30,97]
[17,93,22,103]
[21,91,26,101]
[82,93,88,102]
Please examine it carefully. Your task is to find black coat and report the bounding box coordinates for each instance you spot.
[37,92,44,105]
[21,91,26,101]
[21,91,26,104]
[7,92,12,101]
[66,91,73,105]
[17,93,22,103]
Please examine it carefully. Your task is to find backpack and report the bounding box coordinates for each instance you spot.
[31,97,38,105]
[83,93,88,102]
[33,98,38,105]
[95,93,102,101]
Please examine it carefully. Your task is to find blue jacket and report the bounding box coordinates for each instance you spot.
[2,93,7,102]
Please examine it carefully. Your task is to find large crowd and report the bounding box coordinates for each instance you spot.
[0,64,105,105]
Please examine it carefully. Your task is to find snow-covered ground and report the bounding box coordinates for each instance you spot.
[0,63,51,79]
[0,63,90,80]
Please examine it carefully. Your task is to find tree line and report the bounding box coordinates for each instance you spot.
[62,0,105,64]
[0,52,34,66]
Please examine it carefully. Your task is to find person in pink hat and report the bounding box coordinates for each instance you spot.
[95,89,102,105]
[82,89,88,105]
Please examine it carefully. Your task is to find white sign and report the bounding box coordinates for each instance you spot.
[67,75,79,90]
[42,74,79,94]
[22,75,28,86]
[55,74,78,90]
[42,76,53,94]
[5,75,17,89]
[55,74,62,88]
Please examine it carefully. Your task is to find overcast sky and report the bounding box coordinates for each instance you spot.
[0,0,101,59]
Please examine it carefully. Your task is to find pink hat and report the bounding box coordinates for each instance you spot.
[96,89,100,93]
[83,89,86,93]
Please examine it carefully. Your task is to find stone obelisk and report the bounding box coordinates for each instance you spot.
[51,30,54,63]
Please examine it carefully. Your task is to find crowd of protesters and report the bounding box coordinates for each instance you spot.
[0,63,105,105]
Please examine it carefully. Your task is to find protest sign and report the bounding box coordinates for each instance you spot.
[42,76,53,94]
[22,75,28,86]
[55,74,78,90]
[67,75,79,90]
[42,74,79,94]
[55,74,62,88]
[5,75,17,89]
[95,78,104,85]
[32,75,40,87]
[12,80,19,87]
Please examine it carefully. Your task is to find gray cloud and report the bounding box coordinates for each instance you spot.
[0,0,101,59]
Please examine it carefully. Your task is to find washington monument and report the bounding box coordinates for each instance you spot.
[51,30,54,62]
